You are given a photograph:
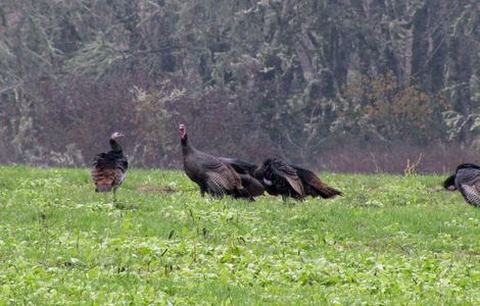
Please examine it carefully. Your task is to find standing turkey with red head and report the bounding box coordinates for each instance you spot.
[91,132,128,201]
[179,124,253,199]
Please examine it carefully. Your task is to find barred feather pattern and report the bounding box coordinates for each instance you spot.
[460,184,480,206]
[257,159,305,199]
[205,171,232,196]
[181,131,250,199]
[450,164,480,207]
[91,150,128,192]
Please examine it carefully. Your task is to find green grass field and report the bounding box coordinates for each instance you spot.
[1,166,480,305]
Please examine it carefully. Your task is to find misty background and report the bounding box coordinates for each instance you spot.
[0,0,479,172]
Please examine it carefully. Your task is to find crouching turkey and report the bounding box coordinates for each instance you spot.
[254,158,342,201]
[91,132,128,201]
[218,157,265,198]
[179,124,254,200]
[444,163,480,206]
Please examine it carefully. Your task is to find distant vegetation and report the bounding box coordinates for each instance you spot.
[2,166,480,304]
[0,1,479,171]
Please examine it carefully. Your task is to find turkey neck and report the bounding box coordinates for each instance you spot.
[181,134,194,156]
[109,138,123,152]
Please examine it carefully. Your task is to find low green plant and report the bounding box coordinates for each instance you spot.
[0,166,479,304]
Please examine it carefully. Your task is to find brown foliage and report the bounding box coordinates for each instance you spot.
[342,73,449,143]
[0,0,479,172]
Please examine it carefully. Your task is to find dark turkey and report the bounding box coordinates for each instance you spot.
[254,158,305,200]
[218,157,258,176]
[91,132,128,200]
[443,174,457,191]
[218,157,265,198]
[254,158,342,201]
[179,124,252,200]
[293,166,342,199]
[444,163,480,206]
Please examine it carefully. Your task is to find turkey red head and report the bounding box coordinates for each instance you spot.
[179,123,193,155]
[179,124,187,140]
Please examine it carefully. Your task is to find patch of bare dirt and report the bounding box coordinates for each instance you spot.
[136,184,178,194]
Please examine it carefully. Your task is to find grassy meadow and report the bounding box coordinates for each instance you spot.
[1,166,480,305]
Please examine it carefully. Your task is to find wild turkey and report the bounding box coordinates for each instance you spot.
[443,174,457,191]
[218,157,258,176]
[179,124,252,200]
[254,158,342,201]
[293,166,342,199]
[443,163,480,206]
[218,157,265,198]
[91,132,128,201]
[254,158,305,200]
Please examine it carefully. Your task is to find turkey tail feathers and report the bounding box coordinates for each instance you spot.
[314,184,343,199]
[293,166,342,199]
[304,177,342,199]
[91,167,124,192]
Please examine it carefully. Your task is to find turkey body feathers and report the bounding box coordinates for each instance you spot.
[218,158,258,175]
[239,174,265,197]
[91,140,128,193]
[292,166,342,198]
[218,157,265,197]
[180,130,250,199]
[455,167,480,206]
[444,163,480,206]
[255,158,342,200]
[256,159,305,199]
[184,151,240,195]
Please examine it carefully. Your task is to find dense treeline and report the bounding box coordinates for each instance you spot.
[0,0,479,172]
